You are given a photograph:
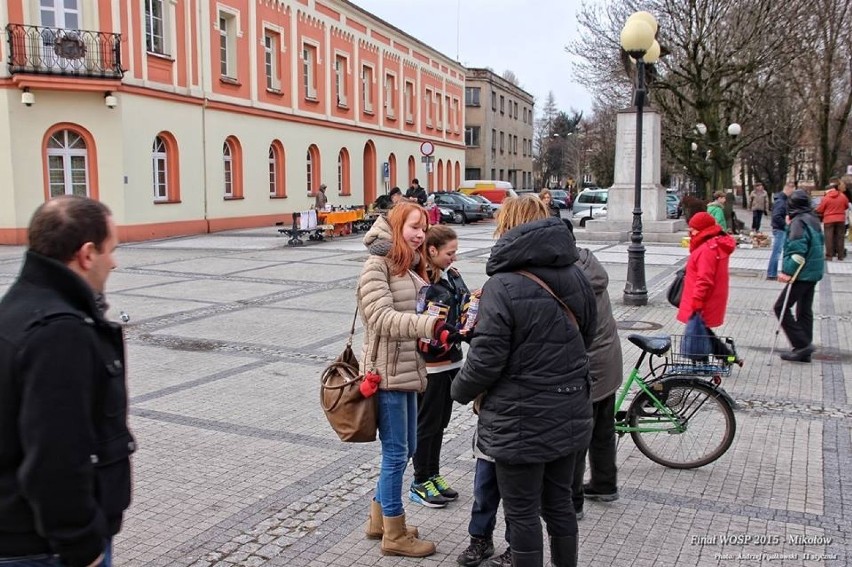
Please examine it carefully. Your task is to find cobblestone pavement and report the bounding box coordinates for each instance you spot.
[0,216,849,567]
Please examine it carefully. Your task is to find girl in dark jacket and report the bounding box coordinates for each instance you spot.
[410,225,470,507]
[451,194,596,567]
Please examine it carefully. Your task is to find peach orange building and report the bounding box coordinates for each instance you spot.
[0,0,466,244]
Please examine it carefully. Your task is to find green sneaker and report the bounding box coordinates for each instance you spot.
[409,480,449,508]
[430,474,459,500]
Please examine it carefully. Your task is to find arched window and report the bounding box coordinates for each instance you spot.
[223,136,243,199]
[408,155,416,186]
[152,136,168,201]
[269,140,286,198]
[437,159,444,190]
[223,142,233,196]
[46,129,89,197]
[388,153,397,187]
[151,133,181,203]
[306,144,321,195]
[338,148,351,196]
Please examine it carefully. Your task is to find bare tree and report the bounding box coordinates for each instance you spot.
[502,69,520,86]
[794,0,852,189]
[570,0,805,198]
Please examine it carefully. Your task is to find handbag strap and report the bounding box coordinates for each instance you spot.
[347,304,380,366]
[515,270,578,329]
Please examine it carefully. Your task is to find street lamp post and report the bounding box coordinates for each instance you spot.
[620,11,660,306]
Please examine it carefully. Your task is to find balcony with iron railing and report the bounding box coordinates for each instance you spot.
[6,23,123,79]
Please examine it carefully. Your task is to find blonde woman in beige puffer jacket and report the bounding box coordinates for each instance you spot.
[358,202,460,558]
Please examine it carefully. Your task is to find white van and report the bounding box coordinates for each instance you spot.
[457,180,517,208]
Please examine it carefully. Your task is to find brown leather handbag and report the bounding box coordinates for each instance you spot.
[320,307,379,442]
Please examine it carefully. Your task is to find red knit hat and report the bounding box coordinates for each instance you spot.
[689,211,717,231]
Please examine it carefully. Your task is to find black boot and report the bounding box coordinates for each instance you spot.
[550,535,578,567]
[780,344,815,363]
[510,548,543,567]
[458,536,494,566]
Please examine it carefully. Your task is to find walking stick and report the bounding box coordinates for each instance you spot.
[767,254,806,365]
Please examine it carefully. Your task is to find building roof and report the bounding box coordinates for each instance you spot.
[465,68,534,103]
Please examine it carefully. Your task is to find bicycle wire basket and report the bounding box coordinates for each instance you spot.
[654,334,739,377]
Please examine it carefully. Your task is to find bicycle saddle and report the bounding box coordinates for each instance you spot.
[628,334,671,355]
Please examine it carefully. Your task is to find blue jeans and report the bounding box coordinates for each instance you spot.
[767,228,785,277]
[0,540,112,566]
[375,390,418,517]
[468,458,509,544]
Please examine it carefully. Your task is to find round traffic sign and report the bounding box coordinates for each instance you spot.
[420,141,435,156]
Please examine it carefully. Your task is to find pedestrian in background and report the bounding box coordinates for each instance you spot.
[774,189,825,363]
[452,194,596,567]
[0,195,134,567]
[358,203,461,557]
[410,225,469,509]
[767,183,796,280]
[749,182,769,232]
[315,183,328,210]
[538,188,561,218]
[706,191,728,232]
[678,212,736,342]
[406,179,428,206]
[572,247,623,518]
[814,180,849,261]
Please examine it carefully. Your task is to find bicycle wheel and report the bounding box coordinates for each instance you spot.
[628,378,736,469]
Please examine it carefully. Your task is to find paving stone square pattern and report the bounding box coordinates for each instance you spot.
[1,214,849,566]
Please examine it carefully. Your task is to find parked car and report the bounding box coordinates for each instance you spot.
[550,189,571,209]
[571,188,609,227]
[466,194,496,218]
[433,192,490,224]
[666,192,683,219]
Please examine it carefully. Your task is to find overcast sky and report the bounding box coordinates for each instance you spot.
[355,0,594,116]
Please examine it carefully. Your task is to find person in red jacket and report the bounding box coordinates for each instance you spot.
[815,181,850,261]
[678,212,737,330]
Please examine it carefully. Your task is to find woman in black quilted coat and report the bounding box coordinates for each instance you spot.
[451,194,596,567]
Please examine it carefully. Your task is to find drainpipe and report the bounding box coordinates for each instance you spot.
[197,0,210,233]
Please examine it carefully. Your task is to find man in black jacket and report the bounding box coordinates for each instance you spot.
[767,182,795,280]
[0,196,134,567]
[405,178,428,206]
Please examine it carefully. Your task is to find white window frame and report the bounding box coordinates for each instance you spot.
[263,29,281,91]
[334,52,348,107]
[144,0,167,55]
[361,64,374,113]
[425,87,433,127]
[46,130,89,198]
[465,126,480,147]
[268,145,278,196]
[217,10,239,78]
[404,80,415,123]
[337,151,344,194]
[302,42,319,100]
[152,136,168,201]
[384,72,396,118]
[306,149,315,194]
[223,142,233,197]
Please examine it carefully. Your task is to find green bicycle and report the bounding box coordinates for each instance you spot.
[614,334,739,469]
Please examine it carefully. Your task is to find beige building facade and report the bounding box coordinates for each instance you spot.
[463,68,534,190]
[0,0,465,244]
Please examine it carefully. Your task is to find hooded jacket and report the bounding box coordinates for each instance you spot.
[815,188,850,224]
[575,248,623,402]
[677,225,736,328]
[357,216,438,392]
[784,190,825,282]
[451,217,596,464]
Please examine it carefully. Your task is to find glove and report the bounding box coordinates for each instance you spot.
[433,320,463,346]
[359,370,381,398]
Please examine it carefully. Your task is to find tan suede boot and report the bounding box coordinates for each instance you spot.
[380,514,435,557]
[364,500,418,539]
